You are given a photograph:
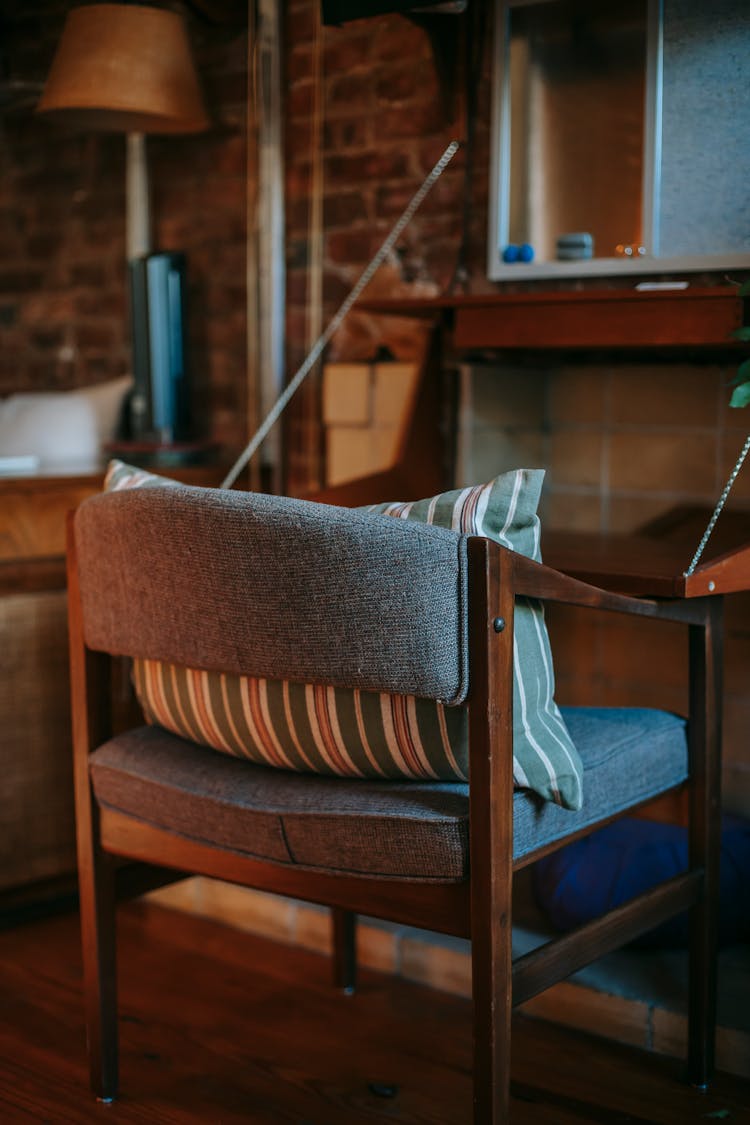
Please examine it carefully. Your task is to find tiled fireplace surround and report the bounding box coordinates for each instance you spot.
[151,354,750,1077]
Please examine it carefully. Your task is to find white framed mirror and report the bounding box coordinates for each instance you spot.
[487,0,750,281]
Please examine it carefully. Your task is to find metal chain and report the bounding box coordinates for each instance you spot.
[684,432,750,576]
[221,139,461,490]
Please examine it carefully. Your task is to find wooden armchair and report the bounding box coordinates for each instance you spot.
[67,484,721,1122]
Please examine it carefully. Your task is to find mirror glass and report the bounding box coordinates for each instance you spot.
[508,0,648,264]
[488,0,750,280]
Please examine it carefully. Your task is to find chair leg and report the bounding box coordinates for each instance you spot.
[331,908,357,994]
[471,912,513,1123]
[78,825,118,1102]
[686,600,724,1089]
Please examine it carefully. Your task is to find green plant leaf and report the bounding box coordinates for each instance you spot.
[730,326,750,341]
[729,381,750,408]
[729,359,750,386]
[738,279,750,296]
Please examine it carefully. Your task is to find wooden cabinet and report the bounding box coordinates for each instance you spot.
[0,464,225,904]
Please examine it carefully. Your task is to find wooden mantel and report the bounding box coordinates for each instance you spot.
[358,286,746,350]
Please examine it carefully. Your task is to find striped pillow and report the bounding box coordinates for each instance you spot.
[105,461,583,809]
[364,475,582,809]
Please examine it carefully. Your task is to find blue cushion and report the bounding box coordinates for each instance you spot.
[532,813,750,948]
[513,707,688,860]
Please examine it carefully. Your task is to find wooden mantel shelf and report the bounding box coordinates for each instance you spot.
[358,287,745,349]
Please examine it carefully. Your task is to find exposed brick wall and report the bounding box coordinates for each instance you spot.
[283,0,490,491]
[0,1,249,452]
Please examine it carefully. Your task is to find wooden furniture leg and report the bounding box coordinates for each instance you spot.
[687,597,723,1089]
[78,814,118,1102]
[468,541,515,1123]
[331,908,357,994]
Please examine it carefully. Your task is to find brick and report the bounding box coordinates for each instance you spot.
[610,364,721,428]
[605,496,671,534]
[286,162,312,200]
[549,365,607,425]
[548,432,603,488]
[68,263,108,288]
[325,150,411,188]
[209,71,248,107]
[327,71,374,109]
[144,877,203,913]
[197,881,297,941]
[357,922,398,974]
[651,1009,750,1080]
[372,18,430,62]
[322,30,373,73]
[463,430,546,488]
[321,270,351,306]
[400,936,472,998]
[720,434,750,499]
[372,102,447,141]
[521,981,649,1049]
[287,80,316,119]
[374,64,423,104]
[211,135,247,177]
[467,365,548,430]
[75,324,117,351]
[323,191,368,228]
[326,229,377,265]
[287,44,314,83]
[542,491,603,533]
[286,1,317,46]
[609,432,718,494]
[30,327,64,351]
[417,135,467,174]
[322,116,370,153]
[292,903,331,954]
[0,269,44,293]
[285,196,310,234]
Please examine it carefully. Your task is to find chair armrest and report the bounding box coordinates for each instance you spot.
[508,549,709,626]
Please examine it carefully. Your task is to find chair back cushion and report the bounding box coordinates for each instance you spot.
[95,463,583,809]
[74,485,469,703]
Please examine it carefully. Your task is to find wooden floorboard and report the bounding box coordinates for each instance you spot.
[0,901,748,1124]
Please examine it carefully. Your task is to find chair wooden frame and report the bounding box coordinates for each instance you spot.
[67,516,722,1121]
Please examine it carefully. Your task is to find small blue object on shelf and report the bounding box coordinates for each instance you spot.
[503,243,534,264]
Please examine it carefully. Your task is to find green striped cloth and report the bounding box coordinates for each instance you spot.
[105,461,583,809]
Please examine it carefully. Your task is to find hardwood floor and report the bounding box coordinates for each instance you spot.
[0,900,748,1124]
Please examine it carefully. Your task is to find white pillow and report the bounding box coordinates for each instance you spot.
[0,376,132,466]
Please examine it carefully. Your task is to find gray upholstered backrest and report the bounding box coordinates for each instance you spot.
[73,487,470,705]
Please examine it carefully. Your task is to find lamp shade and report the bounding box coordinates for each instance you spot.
[36,3,209,134]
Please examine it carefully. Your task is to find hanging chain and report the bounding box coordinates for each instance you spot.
[684,432,750,576]
[221,139,461,490]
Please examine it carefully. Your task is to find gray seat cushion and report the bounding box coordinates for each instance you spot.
[90,707,688,882]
